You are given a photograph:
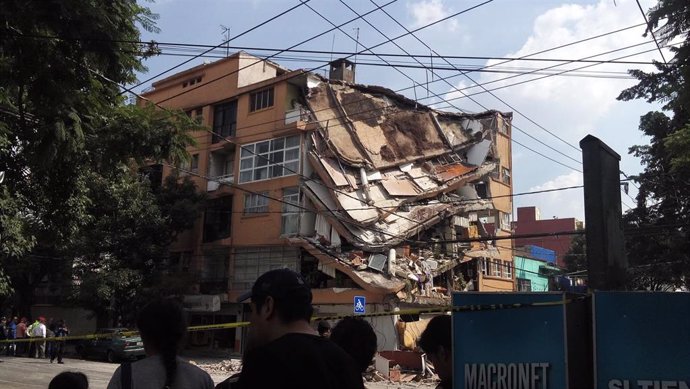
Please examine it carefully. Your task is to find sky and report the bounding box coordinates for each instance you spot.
[134,0,671,223]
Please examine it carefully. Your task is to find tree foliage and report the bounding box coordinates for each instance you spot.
[618,0,690,290]
[0,1,206,318]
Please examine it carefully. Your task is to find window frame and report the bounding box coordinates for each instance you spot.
[249,87,275,112]
[238,135,301,183]
[244,192,269,214]
[281,187,300,236]
[503,261,513,279]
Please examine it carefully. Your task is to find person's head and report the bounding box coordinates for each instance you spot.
[239,269,314,348]
[330,317,378,373]
[12,316,17,323]
[137,298,187,388]
[317,320,331,338]
[1,316,6,324]
[38,316,46,324]
[20,317,26,324]
[419,315,452,385]
[49,372,88,389]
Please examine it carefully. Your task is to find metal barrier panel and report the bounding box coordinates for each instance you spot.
[593,292,690,389]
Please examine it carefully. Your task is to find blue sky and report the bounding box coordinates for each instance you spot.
[135,0,669,222]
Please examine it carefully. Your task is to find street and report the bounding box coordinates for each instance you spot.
[0,355,435,389]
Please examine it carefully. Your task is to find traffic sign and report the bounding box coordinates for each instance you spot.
[354,295,366,314]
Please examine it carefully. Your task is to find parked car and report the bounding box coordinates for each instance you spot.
[75,328,145,363]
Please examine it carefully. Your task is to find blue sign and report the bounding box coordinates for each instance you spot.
[452,292,580,389]
[354,296,366,314]
[593,292,690,389]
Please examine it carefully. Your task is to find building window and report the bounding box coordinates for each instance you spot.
[281,187,300,235]
[213,101,237,143]
[244,192,269,214]
[190,154,200,174]
[502,167,511,185]
[480,258,489,276]
[517,278,532,292]
[503,261,513,279]
[500,212,511,231]
[250,87,274,112]
[239,135,300,183]
[492,259,502,277]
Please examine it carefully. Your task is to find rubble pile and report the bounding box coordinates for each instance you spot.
[192,359,243,374]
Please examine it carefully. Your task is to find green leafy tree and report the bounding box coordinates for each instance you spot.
[0,1,206,316]
[618,0,690,290]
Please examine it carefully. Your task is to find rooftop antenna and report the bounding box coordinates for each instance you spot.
[353,27,360,64]
[220,25,231,57]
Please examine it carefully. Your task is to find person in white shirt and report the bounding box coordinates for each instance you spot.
[32,316,47,359]
[106,299,213,389]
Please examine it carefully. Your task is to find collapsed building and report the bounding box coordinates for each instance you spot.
[140,53,515,353]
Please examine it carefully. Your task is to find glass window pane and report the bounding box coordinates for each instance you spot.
[257,141,270,154]
[241,145,254,157]
[270,151,283,164]
[286,135,300,148]
[254,167,269,181]
[239,171,252,183]
[285,148,299,161]
[285,161,299,173]
[240,158,253,170]
[256,154,269,167]
[271,165,284,178]
[271,137,285,151]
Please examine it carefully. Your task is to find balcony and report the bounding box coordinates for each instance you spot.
[207,174,234,192]
[283,106,313,131]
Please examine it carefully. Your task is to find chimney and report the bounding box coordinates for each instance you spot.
[328,58,356,83]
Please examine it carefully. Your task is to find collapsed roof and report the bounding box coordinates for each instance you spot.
[295,75,512,300]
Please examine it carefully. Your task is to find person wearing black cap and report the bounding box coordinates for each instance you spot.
[216,268,364,389]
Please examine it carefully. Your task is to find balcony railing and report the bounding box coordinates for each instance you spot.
[206,174,234,191]
[285,107,308,125]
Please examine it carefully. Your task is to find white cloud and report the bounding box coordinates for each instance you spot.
[445,0,661,136]
[520,171,584,220]
[407,0,458,32]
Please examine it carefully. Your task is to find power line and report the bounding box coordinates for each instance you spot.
[433,42,673,109]
[635,0,667,63]
[342,0,582,168]
[126,0,311,93]
[154,0,401,106]
[367,0,583,159]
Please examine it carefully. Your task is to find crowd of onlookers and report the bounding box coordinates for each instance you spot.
[5,268,453,389]
[0,315,70,363]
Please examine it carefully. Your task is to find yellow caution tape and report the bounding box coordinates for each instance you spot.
[0,297,582,344]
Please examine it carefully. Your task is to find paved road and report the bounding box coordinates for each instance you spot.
[0,355,118,388]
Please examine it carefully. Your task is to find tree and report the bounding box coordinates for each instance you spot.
[563,234,587,273]
[0,1,206,316]
[618,0,690,290]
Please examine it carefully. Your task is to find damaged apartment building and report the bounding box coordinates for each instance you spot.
[140,54,515,353]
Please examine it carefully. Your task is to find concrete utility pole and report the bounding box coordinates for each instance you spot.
[580,135,628,290]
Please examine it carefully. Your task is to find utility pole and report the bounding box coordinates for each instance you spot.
[580,135,628,290]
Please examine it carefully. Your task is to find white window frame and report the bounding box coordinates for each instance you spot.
[504,261,513,279]
[492,259,502,277]
[244,192,269,214]
[480,258,489,276]
[281,187,300,235]
[238,135,300,183]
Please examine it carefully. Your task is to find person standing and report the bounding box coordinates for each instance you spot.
[50,319,68,364]
[316,320,331,338]
[5,316,17,356]
[16,317,27,356]
[106,299,214,389]
[0,317,7,355]
[31,316,47,359]
[216,269,364,389]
